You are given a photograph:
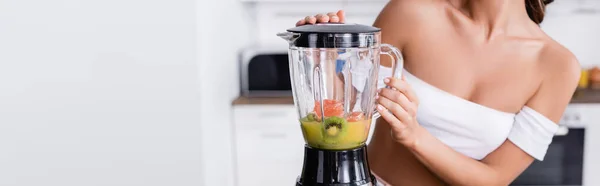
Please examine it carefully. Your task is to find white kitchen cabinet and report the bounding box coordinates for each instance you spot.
[542,0,600,68]
[570,103,600,186]
[561,103,600,186]
[545,0,600,16]
[232,104,306,186]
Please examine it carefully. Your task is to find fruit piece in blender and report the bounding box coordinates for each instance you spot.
[347,112,365,122]
[323,116,348,138]
[301,113,319,122]
[313,99,344,119]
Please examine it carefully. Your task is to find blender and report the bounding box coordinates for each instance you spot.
[278,23,403,186]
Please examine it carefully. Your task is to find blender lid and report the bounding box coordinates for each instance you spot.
[287,23,381,34]
[286,23,381,48]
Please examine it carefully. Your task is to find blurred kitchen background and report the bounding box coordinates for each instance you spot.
[0,0,599,186]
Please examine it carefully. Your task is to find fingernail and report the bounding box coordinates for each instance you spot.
[330,15,339,22]
[377,104,384,110]
[375,95,379,99]
[384,78,390,83]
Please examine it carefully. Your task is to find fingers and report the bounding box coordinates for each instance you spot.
[296,10,345,26]
[384,77,419,105]
[377,94,413,124]
[304,16,317,25]
[314,14,328,23]
[329,15,340,23]
[337,10,346,23]
[376,104,405,131]
[296,19,306,27]
[377,104,411,143]
[379,88,417,117]
[328,11,342,23]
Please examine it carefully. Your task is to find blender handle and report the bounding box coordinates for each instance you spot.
[373,44,404,119]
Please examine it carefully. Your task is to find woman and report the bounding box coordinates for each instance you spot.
[295,0,580,185]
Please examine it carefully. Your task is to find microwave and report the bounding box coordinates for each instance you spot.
[239,47,292,97]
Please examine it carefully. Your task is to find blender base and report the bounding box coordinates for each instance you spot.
[296,145,377,186]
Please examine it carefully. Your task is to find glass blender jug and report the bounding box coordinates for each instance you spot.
[278,23,403,186]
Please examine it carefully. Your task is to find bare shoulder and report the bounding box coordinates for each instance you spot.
[526,38,580,122]
[379,0,446,21]
[374,0,446,48]
[387,0,444,10]
[538,38,581,84]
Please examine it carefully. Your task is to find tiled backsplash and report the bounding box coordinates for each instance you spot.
[246,0,600,67]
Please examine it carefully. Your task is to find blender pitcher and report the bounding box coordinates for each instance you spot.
[278,23,404,151]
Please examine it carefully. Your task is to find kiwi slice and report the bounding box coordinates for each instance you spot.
[301,113,318,122]
[322,116,348,144]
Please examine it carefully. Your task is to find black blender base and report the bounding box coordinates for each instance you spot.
[296,145,377,186]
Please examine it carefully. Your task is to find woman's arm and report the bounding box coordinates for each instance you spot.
[376,47,580,185]
[406,124,535,186]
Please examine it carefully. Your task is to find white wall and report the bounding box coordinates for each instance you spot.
[197,1,252,186]
[0,0,202,186]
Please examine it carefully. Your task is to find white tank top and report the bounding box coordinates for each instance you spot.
[376,67,559,161]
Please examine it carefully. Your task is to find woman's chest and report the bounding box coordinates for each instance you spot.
[400,36,543,113]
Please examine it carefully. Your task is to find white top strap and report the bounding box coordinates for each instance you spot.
[507,106,559,161]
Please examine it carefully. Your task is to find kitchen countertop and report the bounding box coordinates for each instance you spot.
[233,89,600,105]
[571,88,600,104]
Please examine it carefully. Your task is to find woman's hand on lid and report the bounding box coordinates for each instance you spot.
[376,76,422,148]
[296,10,346,26]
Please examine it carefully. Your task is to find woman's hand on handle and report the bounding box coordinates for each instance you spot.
[376,76,423,148]
[296,10,346,26]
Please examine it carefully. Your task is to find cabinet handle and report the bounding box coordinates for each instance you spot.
[573,8,599,15]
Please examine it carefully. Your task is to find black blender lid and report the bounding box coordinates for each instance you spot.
[287,23,381,34]
[286,23,381,48]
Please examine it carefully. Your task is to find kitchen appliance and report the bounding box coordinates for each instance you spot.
[239,47,292,97]
[277,23,403,186]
